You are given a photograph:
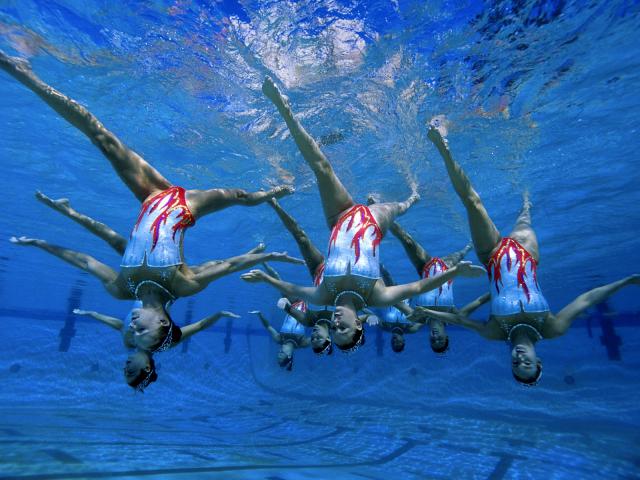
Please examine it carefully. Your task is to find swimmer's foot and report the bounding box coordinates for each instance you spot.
[262,76,288,108]
[248,242,266,254]
[35,191,71,212]
[270,184,295,200]
[629,274,640,285]
[366,193,380,205]
[10,235,40,246]
[407,190,421,206]
[0,50,32,77]
[427,115,450,151]
[522,190,532,210]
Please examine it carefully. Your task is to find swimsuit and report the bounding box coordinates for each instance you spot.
[411,257,455,308]
[280,300,307,345]
[121,186,195,269]
[486,237,549,316]
[376,300,411,332]
[322,205,382,303]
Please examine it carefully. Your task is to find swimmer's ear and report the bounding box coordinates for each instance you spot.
[144,365,151,373]
[160,317,170,326]
[354,317,363,329]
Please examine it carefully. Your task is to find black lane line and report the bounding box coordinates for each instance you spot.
[39,450,83,465]
[487,455,513,480]
[0,440,417,480]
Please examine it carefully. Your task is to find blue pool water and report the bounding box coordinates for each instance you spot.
[1,1,639,479]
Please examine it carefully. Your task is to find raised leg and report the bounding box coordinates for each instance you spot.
[263,76,354,227]
[269,198,324,279]
[442,243,473,268]
[9,236,123,298]
[0,51,171,202]
[35,191,127,255]
[427,119,501,265]
[507,191,539,262]
[547,275,640,338]
[186,186,294,219]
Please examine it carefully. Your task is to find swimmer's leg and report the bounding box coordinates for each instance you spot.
[507,191,539,261]
[268,198,324,279]
[442,243,473,269]
[35,191,127,255]
[427,120,501,265]
[262,76,354,228]
[186,186,294,219]
[176,251,304,297]
[367,191,420,236]
[0,51,171,202]
[190,243,266,274]
[547,275,640,338]
[9,236,125,298]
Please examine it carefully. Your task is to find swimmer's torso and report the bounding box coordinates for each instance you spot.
[487,237,549,318]
[411,257,455,308]
[322,205,382,302]
[280,300,307,341]
[376,301,411,332]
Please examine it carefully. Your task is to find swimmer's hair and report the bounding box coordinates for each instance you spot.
[430,336,449,354]
[513,363,543,386]
[391,338,405,353]
[313,340,333,356]
[127,357,158,391]
[336,328,365,352]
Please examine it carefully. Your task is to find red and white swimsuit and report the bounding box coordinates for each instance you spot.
[121,186,196,268]
[322,205,382,300]
[411,257,455,308]
[486,237,549,316]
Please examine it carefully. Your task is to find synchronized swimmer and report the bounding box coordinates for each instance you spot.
[2,50,637,389]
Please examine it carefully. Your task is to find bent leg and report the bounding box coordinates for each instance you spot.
[548,275,640,337]
[262,77,353,227]
[368,192,420,236]
[190,243,266,274]
[442,243,473,268]
[427,122,500,264]
[269,198,324,279]
[9,236,123,298]
[186,186,293,219]
[390,222,431,275]
[507,192,539,262]
[0,52,171,202]
[35,191,127,255]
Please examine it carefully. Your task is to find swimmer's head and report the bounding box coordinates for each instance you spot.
[311,322,333,355]
[429,320,449,354]
[511,343,542,386]
[277,343,295,371]
[391,329,405,353]
[332,305,364,351]
[128,306,182,353]
[124,351,157,392]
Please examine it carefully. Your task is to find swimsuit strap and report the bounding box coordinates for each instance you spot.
[334,290,366,308]
[507,323,543,343]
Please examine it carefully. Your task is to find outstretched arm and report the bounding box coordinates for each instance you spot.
[250,311,281,343]
[73,308,123,331]
[458,292,491,316]
[180,311,240,341]
[0,51,170,201]
[241,269,327,305]
[410,307,498,339]
[371,261,485,307]
[546,274,639,338]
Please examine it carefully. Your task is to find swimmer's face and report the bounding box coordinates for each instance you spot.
[311,324,330,349]
[511,343,540,381]
[277,349,292,367]
[123,351,152,385]
[430,322,448,351]
[128,307,169,351]
[391,332,405,353]
[332,306,360,347]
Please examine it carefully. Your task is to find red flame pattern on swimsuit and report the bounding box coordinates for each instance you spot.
[313,262,325,286]
[133,187,195,251]
[291,300,308,312]
[486,237,538,302]
[421,257,451,295]
[328,205,382,264]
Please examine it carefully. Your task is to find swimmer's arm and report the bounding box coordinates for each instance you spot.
[241,270,326,305]
[406,322,425,334]
[371,267,460,307]
[394,301,413,316]
[250,310,281,342]
[458,292,491,317]
[72,308,123,331]
[299,336,312,348]
[180,311,240,341]
[415,308,496,338]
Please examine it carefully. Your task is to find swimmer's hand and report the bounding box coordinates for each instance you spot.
[268,252,305,264]
[365,314,380,326]
[406,307,431,324]
[73,308,91,316]
[241,269,267,283]
[277,298,291,311]
[218,311,240,319]
[262,76,286,105]
[427,115,450,149]
[454,261,486,278]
